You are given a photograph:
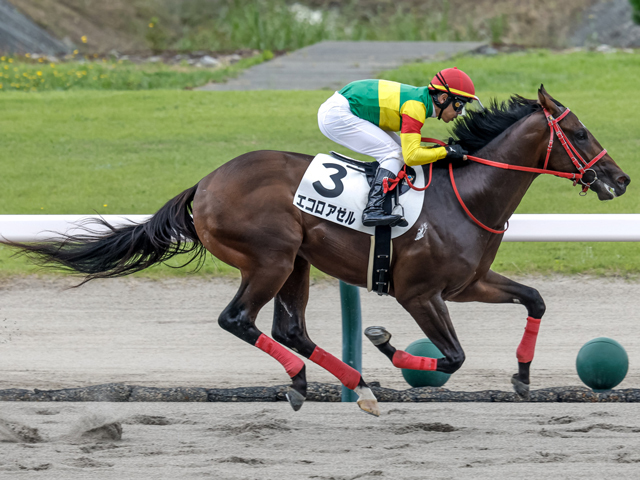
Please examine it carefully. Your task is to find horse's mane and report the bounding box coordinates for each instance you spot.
[452,95,562,155]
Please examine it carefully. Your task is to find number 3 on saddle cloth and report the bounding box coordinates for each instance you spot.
[293,152,426,294]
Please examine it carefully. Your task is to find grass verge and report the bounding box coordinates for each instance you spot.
[0,52,272,92]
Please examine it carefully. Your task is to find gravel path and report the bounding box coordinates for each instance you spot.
[197,40,483,91]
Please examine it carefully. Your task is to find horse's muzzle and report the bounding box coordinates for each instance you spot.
[592,162,630,200]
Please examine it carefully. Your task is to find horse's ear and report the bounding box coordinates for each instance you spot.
[537,84,561,116]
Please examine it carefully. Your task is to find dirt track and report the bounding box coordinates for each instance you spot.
[2,275,640,478]
[1,275,638,392]
[2,402,640,479]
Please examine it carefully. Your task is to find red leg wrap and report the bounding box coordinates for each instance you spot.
[516,316,541,363]
[309,347,361,390]
[392,350,437,371]
[255,334,304,378]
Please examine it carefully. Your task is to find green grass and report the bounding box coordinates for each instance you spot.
[0,52,272,92]
[0,50,639,278]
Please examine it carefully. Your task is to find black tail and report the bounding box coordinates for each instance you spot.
[9,184,206,284]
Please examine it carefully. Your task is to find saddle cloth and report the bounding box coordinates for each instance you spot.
[293,152,426,239]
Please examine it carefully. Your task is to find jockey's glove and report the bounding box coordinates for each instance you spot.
[445,144,468,160]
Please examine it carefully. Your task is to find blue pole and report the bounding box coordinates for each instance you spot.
[339,281,362,402]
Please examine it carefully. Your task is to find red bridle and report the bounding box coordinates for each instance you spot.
[540,107,608,189]
[384,107,609,234]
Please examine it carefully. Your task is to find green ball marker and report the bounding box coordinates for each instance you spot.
[576,337,629,392]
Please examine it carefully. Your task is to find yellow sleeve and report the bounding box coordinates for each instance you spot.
[401,133,448,166]
[399,100,447,166]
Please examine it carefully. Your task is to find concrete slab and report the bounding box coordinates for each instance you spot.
[198,40,484,91]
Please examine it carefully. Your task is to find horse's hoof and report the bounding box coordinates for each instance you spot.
[355,385,380,416]
[357,398,380,417]
[364,326,392,346]
[285,387,305,412]
[511,375,530,400]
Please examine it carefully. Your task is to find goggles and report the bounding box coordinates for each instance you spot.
[452,97,471,114]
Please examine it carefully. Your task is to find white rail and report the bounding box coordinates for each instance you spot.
[1,214,640,242]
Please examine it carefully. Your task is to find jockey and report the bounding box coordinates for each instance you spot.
[318,67,479,227]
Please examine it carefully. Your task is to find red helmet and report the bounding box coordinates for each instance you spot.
[429,67,478,101]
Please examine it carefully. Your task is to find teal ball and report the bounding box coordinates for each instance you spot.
[401,338,450,388]
[576,337,629,392]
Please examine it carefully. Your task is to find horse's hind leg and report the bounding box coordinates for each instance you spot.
[217,265,309,412]
[271,256,380,416]
[451,269,546,399]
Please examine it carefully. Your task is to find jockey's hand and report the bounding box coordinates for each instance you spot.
[445,144,468,161]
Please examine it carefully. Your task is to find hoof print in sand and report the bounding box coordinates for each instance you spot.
[220,456,265,465]
[124,415,184,426]
[80,422,123,441]
[393,422,457,434]
[0,418,43,443]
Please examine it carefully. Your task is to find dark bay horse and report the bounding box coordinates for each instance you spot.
[10,87,630,416]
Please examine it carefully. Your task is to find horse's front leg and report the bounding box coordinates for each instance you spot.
[366,292,466,378]
[451,269,546,399]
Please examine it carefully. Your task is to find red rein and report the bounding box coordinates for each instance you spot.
[384,109,607,235]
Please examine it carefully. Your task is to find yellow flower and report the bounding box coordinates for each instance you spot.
[8,58,13,63]
[73,49,79,55]
[149,23,154,28]
[0,84,2,89]
[37,71,42,76]
[1,56,5,61]
[25,53,30,58]
[103,204,107,207]
[81,36,87,43]
[50,63,55,68]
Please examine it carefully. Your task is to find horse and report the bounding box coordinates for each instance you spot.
[9,86,630,416]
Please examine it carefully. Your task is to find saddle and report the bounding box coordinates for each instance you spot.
[329,151,409,296]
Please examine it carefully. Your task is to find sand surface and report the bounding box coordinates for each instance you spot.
[1,275,638,392]
[1,402,640,479]
[1,275,639,478]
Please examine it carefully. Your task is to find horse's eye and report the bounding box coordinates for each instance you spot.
[575,130,588,141]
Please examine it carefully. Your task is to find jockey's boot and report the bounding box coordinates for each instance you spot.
[362,168,404,227]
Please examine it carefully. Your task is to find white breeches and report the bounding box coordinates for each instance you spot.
[318,92,405,175]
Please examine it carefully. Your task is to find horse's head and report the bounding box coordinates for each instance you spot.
[537,85,630,200]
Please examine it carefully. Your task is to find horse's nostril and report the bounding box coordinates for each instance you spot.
[617,174,631,187]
